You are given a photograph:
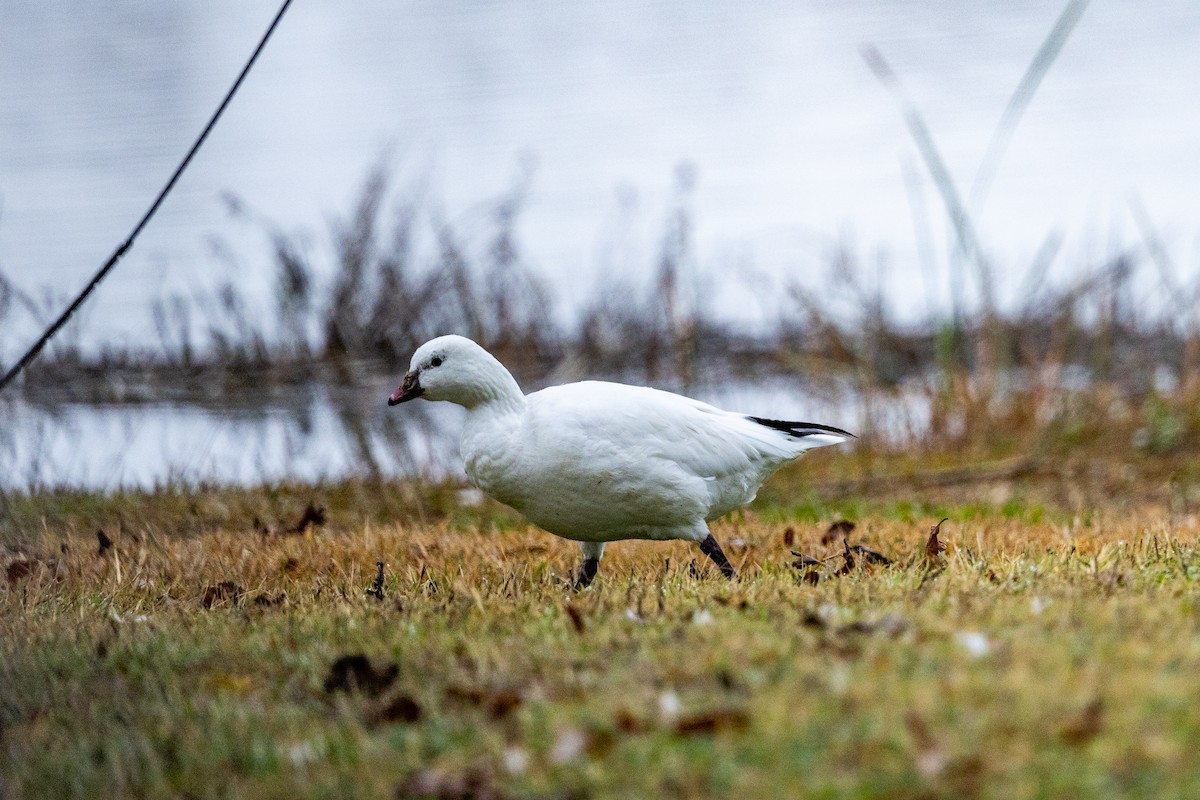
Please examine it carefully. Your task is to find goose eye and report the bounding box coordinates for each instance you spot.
[430,356,443,368]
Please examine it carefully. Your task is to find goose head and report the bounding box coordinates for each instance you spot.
[388,335,524,410]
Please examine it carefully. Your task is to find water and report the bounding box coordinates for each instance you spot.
[1,1,1196,487]
[0,377,881,490]
[1,388,463,489]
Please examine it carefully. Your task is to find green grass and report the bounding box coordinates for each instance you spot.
[3,476,1200,799]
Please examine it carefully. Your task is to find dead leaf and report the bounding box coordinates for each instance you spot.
[289,502,326,535]
[673,708,749,736]
[201,581,244,609]
[565,604,586,634]
[822,519,856,545]
[1060,698,1104,745]
[837,545,856,575]
[445,685,485,706]
[253,592,285,607]
[96,529,113,557]
[323,654,398,697]
[847,541,893,566]
[925,518,949,567]
[486,690,523,720]
[715,669,738,691]
[374,692,423,724]
[6,559,35,585]
[615,709,651,734]
[783,526,795,547]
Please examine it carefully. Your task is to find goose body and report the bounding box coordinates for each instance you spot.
[389,335,852,586]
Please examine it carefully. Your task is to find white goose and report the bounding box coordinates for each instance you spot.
[388,335,853,587]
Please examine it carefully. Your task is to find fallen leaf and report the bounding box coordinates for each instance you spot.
[614,709,651,734]
[375,692,423,724]
[822,519,856,545]
[1060,698,1104,745]
[565,604,586,634]
[6,559,35,585]
[783,526,796,547]
[253,592,285,607]
[289,502,326,535]
[486,690,522,720]
[674,708,749,736]
[801,611,826,630]
[715,669,738,691]
[323,654,398,696]
[925,518,949,567]
[201,581,244,608]
[847,541,893,566]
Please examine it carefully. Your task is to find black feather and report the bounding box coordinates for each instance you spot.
[747,417,856,439]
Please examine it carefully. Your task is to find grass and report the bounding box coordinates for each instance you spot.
[4,465,1200,799]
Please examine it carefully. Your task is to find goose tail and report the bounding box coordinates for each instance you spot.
[747,416,856,451]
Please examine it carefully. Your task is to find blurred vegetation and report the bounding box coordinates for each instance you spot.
[3,153,1200,471]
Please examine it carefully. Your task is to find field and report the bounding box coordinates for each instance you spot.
[4,454,1200,799]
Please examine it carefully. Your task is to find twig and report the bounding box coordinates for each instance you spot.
[0,0,295,394]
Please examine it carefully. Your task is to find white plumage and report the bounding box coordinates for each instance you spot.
[388,335,852,587]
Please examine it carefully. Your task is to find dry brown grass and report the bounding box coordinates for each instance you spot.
[3,477,1200,799]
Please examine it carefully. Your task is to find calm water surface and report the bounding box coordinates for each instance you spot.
[0,378,885,490]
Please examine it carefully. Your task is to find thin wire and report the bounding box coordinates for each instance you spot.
[0,0,295,394]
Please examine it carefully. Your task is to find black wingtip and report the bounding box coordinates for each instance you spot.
[747,416,856,439]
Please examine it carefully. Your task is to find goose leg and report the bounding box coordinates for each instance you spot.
[574,541,606,590]
[699,533,737,579]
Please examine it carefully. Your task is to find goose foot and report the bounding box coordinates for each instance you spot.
[699,534,737,579]
[573,557,600,590]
